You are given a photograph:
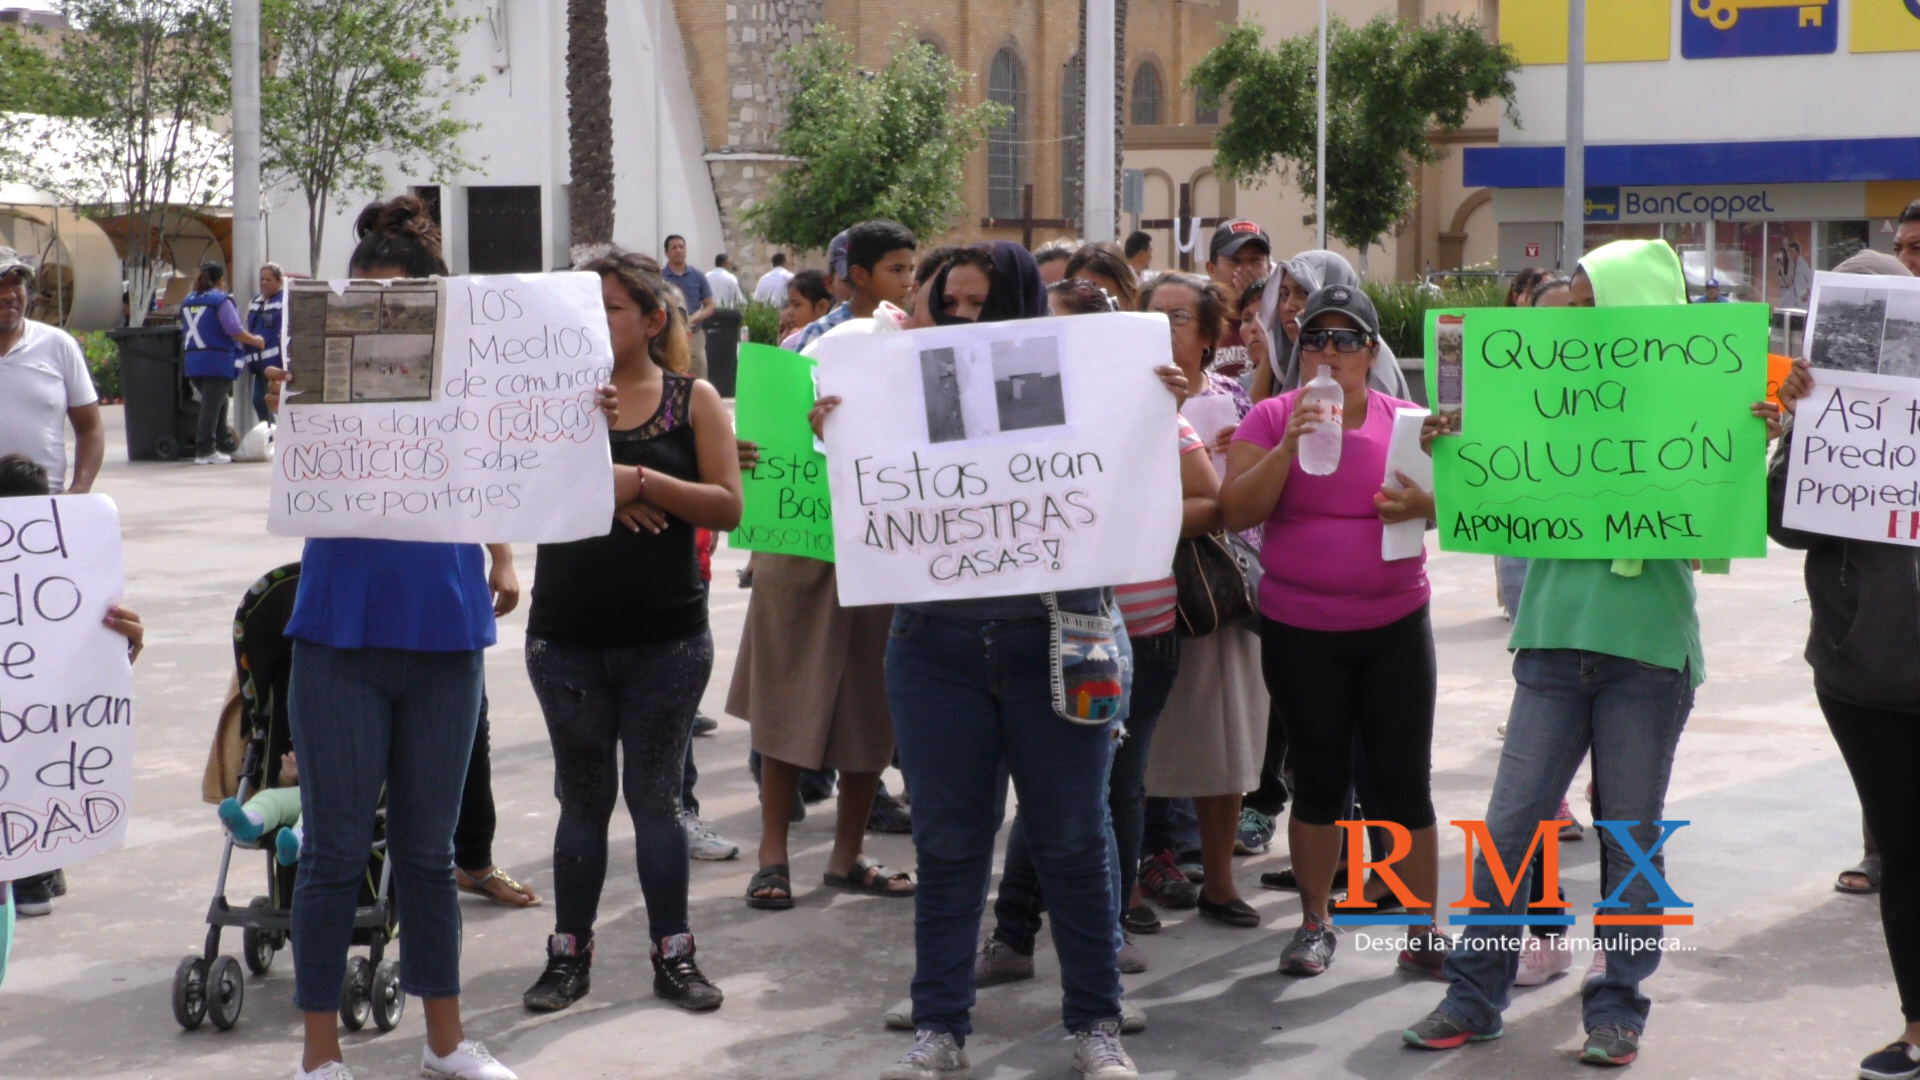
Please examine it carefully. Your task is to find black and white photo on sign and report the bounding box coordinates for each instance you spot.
[325,289,381,333]
[1882,288,1920,380]
[380,289,440,333]
[1806,271,1920,377]
[350,333,435,401]
[918,335,1068,444]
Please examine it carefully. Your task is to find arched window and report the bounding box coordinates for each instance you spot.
[1130,62,1162,126]
[987,48,1028,220]
[1195,87,1221,125]
[1060,53,1084,226]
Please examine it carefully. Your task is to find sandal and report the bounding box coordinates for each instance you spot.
[747,863,795,910]
[1836,856,1882,895]
[823,856,914,898]
[456,866,542,907]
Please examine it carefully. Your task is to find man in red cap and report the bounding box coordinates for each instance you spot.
[1204,219,1273,382]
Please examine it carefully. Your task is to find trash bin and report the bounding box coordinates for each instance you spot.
[704,307,744,397]
[111,324,233,461]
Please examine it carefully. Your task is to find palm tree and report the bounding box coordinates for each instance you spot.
[566,0,613,265]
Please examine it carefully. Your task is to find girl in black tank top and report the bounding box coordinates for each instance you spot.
[519,253,742,1016]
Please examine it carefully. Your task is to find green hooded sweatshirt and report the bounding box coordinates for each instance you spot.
[1506,239,1706,685]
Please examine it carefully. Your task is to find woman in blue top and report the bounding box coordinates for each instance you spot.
[245,262,286,426]
[180,262,266,465]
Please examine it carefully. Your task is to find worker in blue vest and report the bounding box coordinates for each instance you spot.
[180,262,265,465]
[245,262,287,426]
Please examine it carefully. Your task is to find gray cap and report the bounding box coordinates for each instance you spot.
[1300,282,1380,339]
[0,247,32,285]
[827,230,851,279]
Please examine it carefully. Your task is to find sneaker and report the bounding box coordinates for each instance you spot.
[218,797,267,844]
[275,825,303,866]
[1235,806,1276,855]
[1139,851,1199,910]
[681,812,740,861]
[1583,948,1608,988]
[1860,1041,1920,1080]
[1580,1023,1640,1066]
[294,1061,357,1080]
[880,1030,970,1080]
[48,868,66,897]
[651,933,724,1010]
[422,1040,517,1080]
[1073,1020,1138,1080]
[1515,933,1574,986]
[1404,1008,1503,1050]
[883,997,914,1031]
[868,787,913,834]
[1176,854,1206,885]
[691,712,719,736]
[1557,797,1586,841]
[1120,997,1146,1034]
[1398,926,1452,979]
[523,934,593,1012]
[1278,914,1337,977]
[1117,935,1148,974]
[1122,904,1161,935]
[193,451,232,465]
[12,874,53,916]
[974,940,1035,987]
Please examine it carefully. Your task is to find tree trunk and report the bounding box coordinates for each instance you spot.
[566,0,614,266]
[1113,0,1127,241]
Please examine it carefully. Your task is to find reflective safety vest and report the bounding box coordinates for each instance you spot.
[181,289,241,379]
[246,291,284,369]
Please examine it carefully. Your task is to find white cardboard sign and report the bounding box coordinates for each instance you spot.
[0,495,135,880]
[815,312,1183,607]
[1782,366,1920,545]
[269,273,616,543]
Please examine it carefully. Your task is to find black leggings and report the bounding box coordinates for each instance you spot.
[1259,607,1437,830]
[1820,692,1920,1021]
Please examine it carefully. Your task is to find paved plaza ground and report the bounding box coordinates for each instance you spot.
[0,408,1896,1079]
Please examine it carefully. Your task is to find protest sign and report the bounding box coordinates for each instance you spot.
[0,495,135,881]
[731,343,834,561]
[815,312,1182,607]
[1781,365,1920,544]
[270,273,615,543]
[1805,271,1920,379]
[1424,303,1770,559]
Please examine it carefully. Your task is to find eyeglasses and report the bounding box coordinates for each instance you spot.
[1299,327,1372,353]
[1159,310,1197,327]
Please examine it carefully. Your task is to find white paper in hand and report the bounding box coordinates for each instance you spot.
[1179,393,1239,480]
[1382,407,1432,562]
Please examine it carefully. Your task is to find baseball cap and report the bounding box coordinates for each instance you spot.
[1299,283,1380,339]
[0,247,33,284]
[827,230,851,279]
[1704,278,1720,287]
[1208,219,1271,262]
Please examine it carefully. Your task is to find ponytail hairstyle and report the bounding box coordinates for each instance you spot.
[584,250,692,373]
[349,195,447,277]
[193,262,225,293]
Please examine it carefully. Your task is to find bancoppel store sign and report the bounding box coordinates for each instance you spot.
[1586,184,1866,222]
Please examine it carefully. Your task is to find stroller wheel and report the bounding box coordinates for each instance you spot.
[340,956,373,1031]
[243,899,277,975]
[171,955,209,1030]
[207,956,246,1031]
[371,958,406,1032]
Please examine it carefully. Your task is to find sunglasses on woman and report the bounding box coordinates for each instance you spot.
[1299,327,1373,353]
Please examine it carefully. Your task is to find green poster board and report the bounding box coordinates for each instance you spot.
[729,343,834,561]
[1423,303,1770,559]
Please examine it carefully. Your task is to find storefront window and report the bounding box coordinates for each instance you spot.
[1816,220,1870,270]
[1769,221,1815,309]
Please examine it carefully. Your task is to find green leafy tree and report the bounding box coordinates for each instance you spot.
[743,30,1008,253]
[261,0,480,275]
[1190,15,1518,271]
[0,25,97,116]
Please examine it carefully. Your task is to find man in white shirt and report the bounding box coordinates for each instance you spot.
[0,248,104,493]
[706,253,745,309]
[752,251,794,305]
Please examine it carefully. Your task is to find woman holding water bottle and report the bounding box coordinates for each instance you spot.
[1219,283,1447,980]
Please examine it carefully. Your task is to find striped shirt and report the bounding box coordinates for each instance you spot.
[1115,416,1205,638]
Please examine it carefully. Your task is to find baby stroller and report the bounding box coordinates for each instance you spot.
[171,563,403,1033]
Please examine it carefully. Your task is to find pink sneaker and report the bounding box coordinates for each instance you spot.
[1515,933,1573,986]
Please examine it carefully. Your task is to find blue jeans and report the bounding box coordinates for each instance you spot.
[287,641,484,1011]
[1439,649,1694,1036]
[1495,557,1530,619]
[994,631,1180,952]
[887,610,1121,1039]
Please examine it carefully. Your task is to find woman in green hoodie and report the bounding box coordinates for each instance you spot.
[1402,239,1781,1067]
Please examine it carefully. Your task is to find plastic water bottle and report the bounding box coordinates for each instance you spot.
[1297,365,1344,476]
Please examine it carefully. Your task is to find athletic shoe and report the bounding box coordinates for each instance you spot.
[1073,1020,1138,1080]
[1580,1024,1640,1066]
[1583,948,1608,988]
[651,933,724,1011]
[523,934,592,1012]
[11,875,53,916]
[1122,904,1161,935]
[1514,933,1573,986]
[691,712,719,736]
[884,997,914,1031]
[293,1062,356,1080]
[47,869,65,897]
[1177,854,1206,885]
[1119,997,1146,1034]
[1397,926,1453,979]
[1403,1008,1503,1050]
[1138,851,1199,909]
[879,1030,970,1080]
[1278,914,1336,976]
[1117,935,1148,974]
[1235,807,1275,855]
[681,812,740,861]
[974,940,1034,987]
[217,797,266,844]
[193,451,232,465]
[868,788,913,834]
[422,1040,517,1080]
[1557,797,1586,841]
[1859,1041,1920,1080]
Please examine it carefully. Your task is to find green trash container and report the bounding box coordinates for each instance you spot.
[704,307,744,397]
